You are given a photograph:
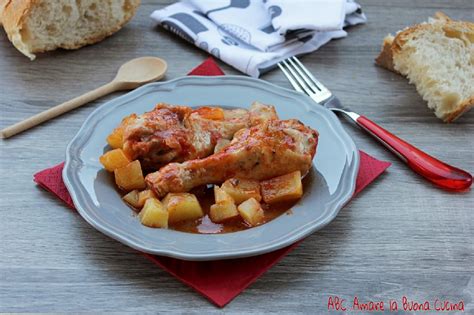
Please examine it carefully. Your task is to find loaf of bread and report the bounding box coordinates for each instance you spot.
[1,0,140,60]
[375,12,473,122]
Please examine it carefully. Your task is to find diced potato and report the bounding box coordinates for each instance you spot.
[209,186,238,223]
[106,114,137,149]
[210,201,239,223]
[221,178,261,204]
[99,148,131,172]
[162,193,204,224]
[196,107,224,120]
[238,198,265,226]
[139,198,168,228]
[114,160,146,191]
[214,138,230,154]
[106,129,124,149]
[261,171,303,204]
[122,190,140,208]
[137,189,157,208]
[214,186,234,204]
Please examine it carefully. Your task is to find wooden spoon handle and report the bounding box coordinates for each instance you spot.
[1,82,119,139]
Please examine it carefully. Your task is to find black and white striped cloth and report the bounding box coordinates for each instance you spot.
[151,0,366,77]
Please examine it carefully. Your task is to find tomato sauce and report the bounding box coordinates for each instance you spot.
[125,169,314,234]
[169,185,298,234]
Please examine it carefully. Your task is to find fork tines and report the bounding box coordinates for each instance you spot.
[278,56,332,104]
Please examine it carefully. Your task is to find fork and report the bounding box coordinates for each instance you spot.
[278,56,472,191]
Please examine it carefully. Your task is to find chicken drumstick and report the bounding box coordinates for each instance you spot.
[146,119,318,197]
[122,102,278,170]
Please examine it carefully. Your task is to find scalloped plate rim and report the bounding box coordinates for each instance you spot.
[63,75,360,261]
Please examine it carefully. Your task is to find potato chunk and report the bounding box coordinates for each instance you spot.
[99,148,131,172]
[221,178,261,204]
[162,193,204,224]
[122,190,140,209]
[214,186,234,204]
[137,189,157,208]
[114,160,146,191]
[106,114,137,149]
[209,187,239,223]
[210,202,239,223]
[139,198,168,228]
[261,171,303,204]
[106,130,124,150]
[238,198,265,226]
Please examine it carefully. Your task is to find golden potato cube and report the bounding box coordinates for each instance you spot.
[137,189,157,208]
[114,160,146,191]
[99,148,131,172]
[214,138,230,154]
[122,190,140,208]
[261,171,303,204]
[106,129,124,149]
[210,201,239,223]
[237,198,265,226]
[214,186,235,204]
[139,198,168,228]
[162,193,204,224]
[106,114,137,149]
[221,178,261,204]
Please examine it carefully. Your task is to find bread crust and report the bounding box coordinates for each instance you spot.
[376,23,436,70]
[445,96,474,123]
[376,12,456,67]
[374,35,395,72]
[433,11,452,22]
[0,0,8,25]
[1,0,140,59]
[375,12,474,122]
[1,0,35,58]
[375,11,468,72]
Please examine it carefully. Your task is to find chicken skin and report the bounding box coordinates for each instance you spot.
[122,102,278,170]
[146,119,318,197]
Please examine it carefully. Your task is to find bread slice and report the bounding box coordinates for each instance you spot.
[1,0,140,60]
[376,12,474,122]
[0,1,7,26]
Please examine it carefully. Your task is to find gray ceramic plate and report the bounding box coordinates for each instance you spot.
[63,76,359,261]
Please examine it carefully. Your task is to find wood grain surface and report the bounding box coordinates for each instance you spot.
[0,0,472,313]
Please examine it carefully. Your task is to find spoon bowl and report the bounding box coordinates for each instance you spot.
[114,57,168,89]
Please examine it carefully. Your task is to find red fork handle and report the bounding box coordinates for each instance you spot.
[356,115,472,191]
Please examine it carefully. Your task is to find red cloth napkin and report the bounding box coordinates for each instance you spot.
[34,58,391,308]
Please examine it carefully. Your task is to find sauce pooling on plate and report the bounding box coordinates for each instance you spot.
[170,185,298,234]
[125,171,314,234]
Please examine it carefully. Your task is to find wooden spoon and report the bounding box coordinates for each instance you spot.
[0,57,167,139]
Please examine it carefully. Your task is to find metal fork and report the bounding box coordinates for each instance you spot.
[278,56,472,191]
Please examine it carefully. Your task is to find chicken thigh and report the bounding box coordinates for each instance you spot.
[122,102,278,170]
[146,119,318,197]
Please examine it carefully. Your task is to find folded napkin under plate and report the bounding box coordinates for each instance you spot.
[151,0,366,77]
[34,58,390,307]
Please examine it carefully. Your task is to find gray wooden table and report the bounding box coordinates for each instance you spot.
[1,0,472,313]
